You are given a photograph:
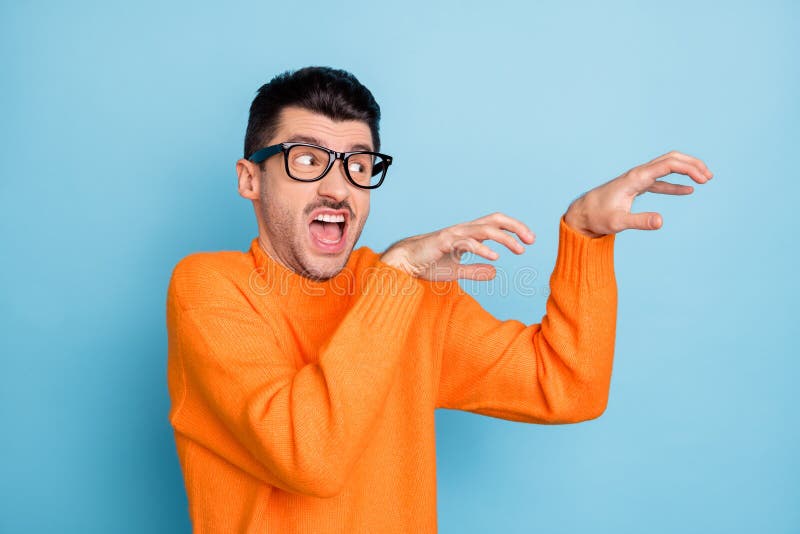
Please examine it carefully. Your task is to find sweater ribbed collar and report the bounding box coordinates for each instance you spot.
[247,237,377,320]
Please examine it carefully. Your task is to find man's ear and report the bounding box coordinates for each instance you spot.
[236,158,261,200]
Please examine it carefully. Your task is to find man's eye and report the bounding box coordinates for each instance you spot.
[295,154,316,166]
[349,162,364,173]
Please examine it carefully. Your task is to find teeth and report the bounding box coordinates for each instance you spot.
[314,213,345,223]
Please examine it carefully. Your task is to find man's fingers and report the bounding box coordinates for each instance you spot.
[633,157,710,187]
[622,211,663,231]
[450,237,499,262]
[469,212,536,244]
[464,224,529,254]
[454,263,497,281]
[646,180,695,195]
[648,150,714,179]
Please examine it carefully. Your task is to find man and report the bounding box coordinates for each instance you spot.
[166,66,712,533]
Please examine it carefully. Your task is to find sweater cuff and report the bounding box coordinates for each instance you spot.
[552,215,616,288]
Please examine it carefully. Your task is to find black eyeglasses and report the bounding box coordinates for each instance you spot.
[248,142,393,190]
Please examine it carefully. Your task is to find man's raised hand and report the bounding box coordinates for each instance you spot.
[379,151,711,280]
[564,150,713,238]
[379,212,535,281]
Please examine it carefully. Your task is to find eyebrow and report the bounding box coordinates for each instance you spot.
[286,134,373,153]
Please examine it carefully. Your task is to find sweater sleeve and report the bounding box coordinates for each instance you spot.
[166,257,424,499]
[435,216,618,424]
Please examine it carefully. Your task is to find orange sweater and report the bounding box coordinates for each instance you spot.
[166,216,617,533]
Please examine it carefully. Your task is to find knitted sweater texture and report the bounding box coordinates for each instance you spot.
[165,216,617,533]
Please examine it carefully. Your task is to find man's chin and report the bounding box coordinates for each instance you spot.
[300,252,351,282]
[302,231,353,280]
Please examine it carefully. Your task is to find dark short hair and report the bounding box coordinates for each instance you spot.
[243,66,382,160]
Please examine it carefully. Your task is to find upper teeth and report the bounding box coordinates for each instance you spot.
[314,213,345,223]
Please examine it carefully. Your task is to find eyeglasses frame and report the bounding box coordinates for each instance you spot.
[247,142,393,190]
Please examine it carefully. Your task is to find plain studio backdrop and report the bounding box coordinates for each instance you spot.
[1,1,797,532]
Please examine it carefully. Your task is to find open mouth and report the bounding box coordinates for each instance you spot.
[308,210,349,253]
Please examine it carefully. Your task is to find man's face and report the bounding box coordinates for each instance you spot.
[252,106,373,281]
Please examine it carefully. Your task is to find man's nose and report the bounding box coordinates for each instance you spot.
[315,159,351,202]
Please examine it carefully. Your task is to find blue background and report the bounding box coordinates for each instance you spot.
[2,1,797,532]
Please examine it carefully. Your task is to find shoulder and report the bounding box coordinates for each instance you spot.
[350,244,380,268]
[168,247,254,311]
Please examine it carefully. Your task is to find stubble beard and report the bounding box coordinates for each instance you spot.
[259,194,366,282]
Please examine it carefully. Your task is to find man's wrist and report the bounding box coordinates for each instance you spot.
[378,248,418,277]
[564,198,604,239]
[378,248,402,270]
